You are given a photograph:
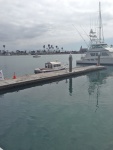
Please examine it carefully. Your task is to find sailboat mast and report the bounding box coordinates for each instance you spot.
[99,1,102,43]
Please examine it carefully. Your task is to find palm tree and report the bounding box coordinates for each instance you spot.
[48,44,50,49]
[56,46,58,51]
[43,45,45,50]
[61,47,63,52]
[50,45,54,52]
[55,46,59,53]
[3,45,5,51]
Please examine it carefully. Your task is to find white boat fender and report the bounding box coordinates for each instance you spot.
[0,147,3,150]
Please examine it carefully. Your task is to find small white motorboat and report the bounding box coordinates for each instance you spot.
[33,54,41,58]
[34,61,66,74]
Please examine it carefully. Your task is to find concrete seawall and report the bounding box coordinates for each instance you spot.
[0,65,106,92]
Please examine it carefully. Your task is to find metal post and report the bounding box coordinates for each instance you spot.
[69,53,72,72]
[97,52,100,66]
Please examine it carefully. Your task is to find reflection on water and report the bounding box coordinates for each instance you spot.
[87,71,101,111]
[67,66,113,98]
[87,66,113,94]
[87,71,101,96]
[69,78,73,96]
[0,94,4,98]
[87,66,113,111]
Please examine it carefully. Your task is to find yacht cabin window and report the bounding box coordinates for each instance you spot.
[90,53,95,56]
[45,62,61,68]
[101,52,109,56]
[45,63,52,68]
[54,64,61,67]
[101,44,108,48]
[91,44,108,49]
[90,53,98,56]
[90,52,108,57]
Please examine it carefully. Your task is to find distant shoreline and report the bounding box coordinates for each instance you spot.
[0,52,84,56]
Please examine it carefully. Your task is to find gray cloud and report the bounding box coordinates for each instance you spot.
[0,23,48,41]
[0,0,113,50]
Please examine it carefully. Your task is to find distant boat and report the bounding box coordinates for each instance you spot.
[34,61,66,74]
[33,54,41,58]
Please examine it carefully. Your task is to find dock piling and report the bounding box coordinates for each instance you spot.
[69,54,72,72]
[97,52,100,66]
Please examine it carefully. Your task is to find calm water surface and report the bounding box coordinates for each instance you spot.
[0,55,113,150]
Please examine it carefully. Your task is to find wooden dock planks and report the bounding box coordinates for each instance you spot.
[0,65,106,91]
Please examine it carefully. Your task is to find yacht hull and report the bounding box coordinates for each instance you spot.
[77,58,113,65]
[34,67,66,74]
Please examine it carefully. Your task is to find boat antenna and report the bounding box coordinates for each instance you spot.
[72,24,89,48]
[100,5,104,43]
[102,24,104,42]
[99,1,102,43]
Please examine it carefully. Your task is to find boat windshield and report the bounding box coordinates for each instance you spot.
[101,44,108,48]
[91,44,108,49]
[45,62,61,68]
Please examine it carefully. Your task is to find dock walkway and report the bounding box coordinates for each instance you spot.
[0,65,106,91]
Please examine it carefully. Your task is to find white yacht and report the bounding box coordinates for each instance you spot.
[76,2,113,65]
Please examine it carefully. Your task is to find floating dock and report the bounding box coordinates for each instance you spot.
[0,65,106,92]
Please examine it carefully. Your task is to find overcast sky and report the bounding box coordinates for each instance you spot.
[0,0,113,51]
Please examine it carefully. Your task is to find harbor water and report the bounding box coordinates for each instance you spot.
[0,54,113,150]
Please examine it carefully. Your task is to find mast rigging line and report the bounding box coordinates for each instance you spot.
[80,25,89,39]
[99,1,104,43]
[72,24,89,48]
